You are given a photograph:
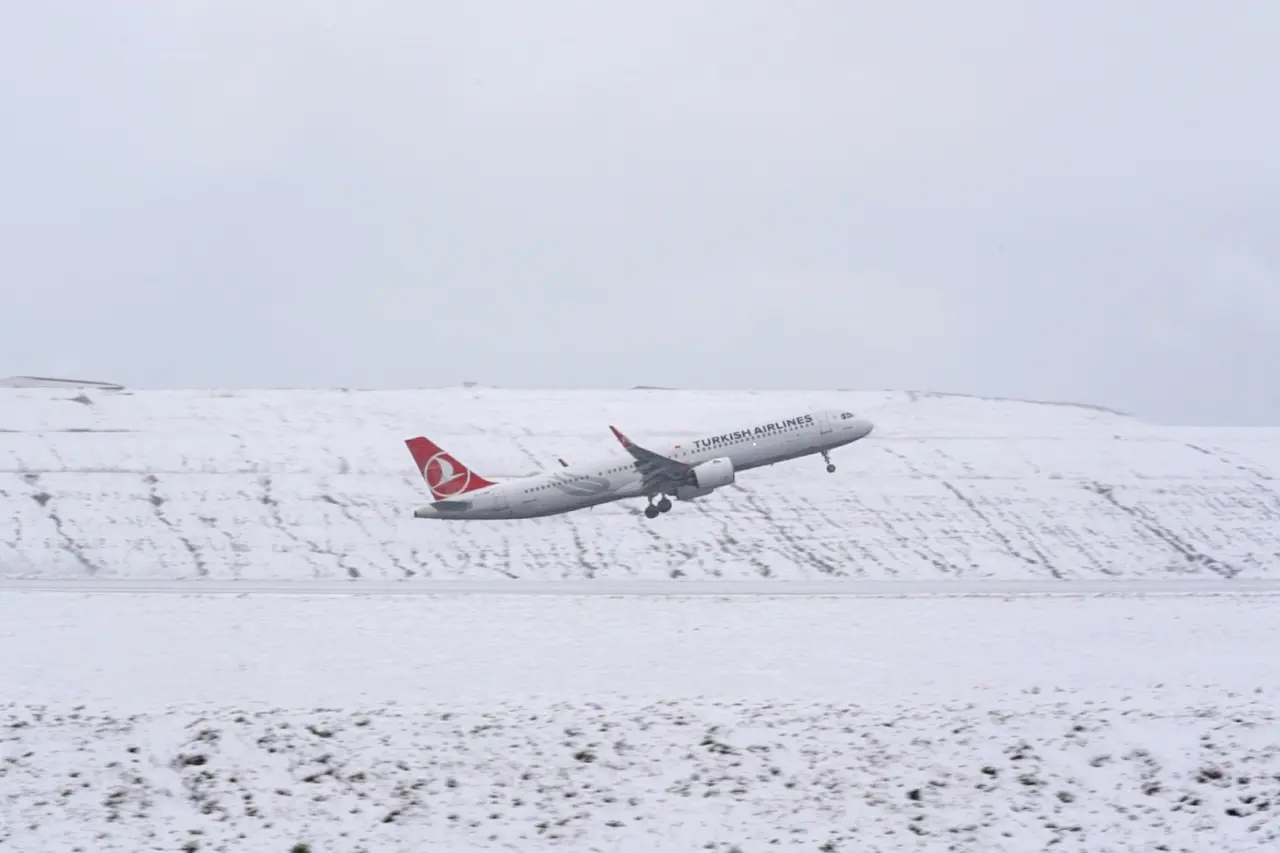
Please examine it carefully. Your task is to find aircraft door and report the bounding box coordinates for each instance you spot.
[818,411,833,434]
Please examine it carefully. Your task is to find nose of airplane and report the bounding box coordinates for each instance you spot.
[849,418,874,439]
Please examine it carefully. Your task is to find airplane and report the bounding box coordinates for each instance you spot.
[403,408,874,521]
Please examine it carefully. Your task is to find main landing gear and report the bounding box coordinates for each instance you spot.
[822,450,836,473]
[644,495,673,519]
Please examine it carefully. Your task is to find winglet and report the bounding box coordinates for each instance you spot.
[608,425,634,448]
[557,457,569,467]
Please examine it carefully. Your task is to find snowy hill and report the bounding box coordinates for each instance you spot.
[1,387,1278,581]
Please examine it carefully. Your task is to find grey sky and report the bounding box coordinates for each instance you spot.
[2,2,1278,425]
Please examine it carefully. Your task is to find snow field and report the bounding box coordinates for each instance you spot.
[3,579,1280,849]
[4,386,1280,849]
[5,694,1279,852]
[4,591,1279,711]
[3,387,1279,582]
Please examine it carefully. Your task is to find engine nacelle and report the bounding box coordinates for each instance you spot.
[673,484,715,501]
[691,456,735,490]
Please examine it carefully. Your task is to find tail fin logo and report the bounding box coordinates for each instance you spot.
[405,436,495,498]
[423,452,472,497]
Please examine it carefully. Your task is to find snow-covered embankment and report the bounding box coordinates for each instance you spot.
[2,387,1278,581]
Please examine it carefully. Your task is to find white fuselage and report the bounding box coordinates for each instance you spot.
[413,408,873,520]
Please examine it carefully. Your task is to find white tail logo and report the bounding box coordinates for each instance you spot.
[423,452,472,497]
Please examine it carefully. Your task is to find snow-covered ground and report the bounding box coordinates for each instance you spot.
[6,693,1278,852]
[3,588,1279,850]
[8,587,1280,712]
[4,387,1280,850]
[2,387,1278,581]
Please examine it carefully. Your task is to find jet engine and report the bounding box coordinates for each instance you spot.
[673,484,714,501]
[673,456,735,501]
[692,456,735,489]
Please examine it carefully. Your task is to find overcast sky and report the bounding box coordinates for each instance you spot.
[2,2,1278,424]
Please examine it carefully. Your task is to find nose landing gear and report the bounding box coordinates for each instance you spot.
[822,450,836,473]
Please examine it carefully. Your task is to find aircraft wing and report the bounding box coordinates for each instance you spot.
[608,425,693,493]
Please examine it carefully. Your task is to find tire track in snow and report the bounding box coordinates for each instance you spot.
[491,533,518,579]
[939,481,1060,579]
[880,445,1060,579]
[794,494,887,577]
[1084,482,1238,579]
[142,475,208,577]
[1185,443,1273,480]
[183,493,243,580]
[621,503,704,578]
[508,436,552,476]
[318,492,410,579]
[0,482,19,554]
[559,513,605,579]
[258,475,344,579]
[454,522,517,579]
[931,448,1062,575]
[406,547,431,578]
[1046,521,1116,577]
[0,481,27,574]
[848,492,944,577]
[1183,444,1280,523]
[23,474,98,575]
[672,497,767,579]
[1244,482,1280,521]
[983,490,1063,578]
[441,523,483,578]
[732,486,845,577]
[868,494,955,577]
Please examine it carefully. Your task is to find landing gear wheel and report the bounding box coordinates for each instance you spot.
[822,451,835,473]
[826,463,836,473]
[644,504,660,519]
[657,497,672,513]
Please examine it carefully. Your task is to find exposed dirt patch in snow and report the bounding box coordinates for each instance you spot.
[4,696,1278,852]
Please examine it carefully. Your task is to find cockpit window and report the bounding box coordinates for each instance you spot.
[839,412,855,419]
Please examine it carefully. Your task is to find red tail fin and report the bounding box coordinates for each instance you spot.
[404,436,497,500]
